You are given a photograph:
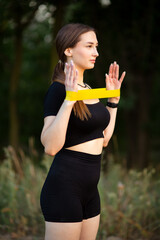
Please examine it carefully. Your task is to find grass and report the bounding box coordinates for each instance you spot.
[98,155,160,240]
[0,146,160,240]
[0,146,51,238]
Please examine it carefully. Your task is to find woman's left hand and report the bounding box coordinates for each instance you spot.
[105,61,126,103]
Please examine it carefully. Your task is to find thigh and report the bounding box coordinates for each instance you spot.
[79,214,100,240]
[84,189,100,220]
[40,155,84,222]
[45,221,82,240]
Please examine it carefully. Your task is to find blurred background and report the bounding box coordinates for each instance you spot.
[0,0,160,239]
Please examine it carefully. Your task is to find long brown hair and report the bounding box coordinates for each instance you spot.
[52,23,96,120]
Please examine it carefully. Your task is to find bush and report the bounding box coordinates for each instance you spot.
[98,155,160,240]
[0,146,52,238]
[0,147,160,239]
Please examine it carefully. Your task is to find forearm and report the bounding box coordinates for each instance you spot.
[41,100,74,155]
[103,97,119,146]
[103,60,125,146]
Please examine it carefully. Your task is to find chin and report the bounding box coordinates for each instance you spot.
[88,65,95,69]
[86,63,95,69]
[80,63,95,70]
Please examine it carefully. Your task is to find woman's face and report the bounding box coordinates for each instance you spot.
[68,31,99,71]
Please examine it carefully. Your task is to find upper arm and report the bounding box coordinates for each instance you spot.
[42,115,56,133]
[41,82,65,144]
[43,82,66,118]
[40,116,56,144]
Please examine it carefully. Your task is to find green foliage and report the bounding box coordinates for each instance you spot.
[0,146,52,236]
[18,16,52,147]
[0,148,160,239]
[0,0,160,166]
[98,156,160,240]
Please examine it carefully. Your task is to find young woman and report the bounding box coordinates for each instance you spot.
[40,23,125,240]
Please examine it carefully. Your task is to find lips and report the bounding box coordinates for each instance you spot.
[90,59,96,63]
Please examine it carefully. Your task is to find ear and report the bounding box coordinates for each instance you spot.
[64,48,72,57]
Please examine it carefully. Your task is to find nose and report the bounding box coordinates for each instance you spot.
[93,47,99,57]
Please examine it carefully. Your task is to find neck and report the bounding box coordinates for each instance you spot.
[76,66,85,85]
[66,60,85,84]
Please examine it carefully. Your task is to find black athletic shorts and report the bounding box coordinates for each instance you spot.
[40,148,101,222]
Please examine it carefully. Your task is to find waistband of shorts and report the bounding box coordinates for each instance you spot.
[57,148,101,162]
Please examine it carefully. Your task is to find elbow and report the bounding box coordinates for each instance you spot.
[43,141,65,156]
[44,146,57,156]
[103,130,113,148]
[103,140,108,148]
[103,137,110,147]
[41,132,65,156]
[40,135,60,156]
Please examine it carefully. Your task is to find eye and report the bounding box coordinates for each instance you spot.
[87,45,92,48]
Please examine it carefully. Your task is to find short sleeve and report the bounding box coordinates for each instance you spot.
[44,82,66,118]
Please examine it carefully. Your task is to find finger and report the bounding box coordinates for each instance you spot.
[72,63,76,86]
[109,64,113,78]
[105,73,109,81]
[69,60,74,85]
[65,63,69,85]
[64,62,67,74]
[105,73,110,89]
[72,61,78,88]
[119,71,126,84]
[115,64,119,80]
[66,64,72,89]
[113,61,117,79]
[73,69,78,92]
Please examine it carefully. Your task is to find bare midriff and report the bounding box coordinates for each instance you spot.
[65,137,104,155]
[65,97,105,155]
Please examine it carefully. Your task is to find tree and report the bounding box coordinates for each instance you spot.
[0,0,42,149]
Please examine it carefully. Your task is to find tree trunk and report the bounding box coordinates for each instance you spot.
[9,28,22,149]
[50,1,67,77]
[126,75,151,170]
[125,0,154,169]
[8,1,40,149]
[137,75,151,169]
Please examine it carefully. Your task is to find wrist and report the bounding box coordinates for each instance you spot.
[64,99,76,106]
[108,97,120,104]
[106,101,119,108]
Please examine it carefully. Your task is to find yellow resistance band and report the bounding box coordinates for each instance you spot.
[65,88,120,101]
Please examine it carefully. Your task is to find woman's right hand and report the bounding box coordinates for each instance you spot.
[64,60,78,92]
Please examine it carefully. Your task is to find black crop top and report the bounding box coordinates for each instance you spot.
[44,81,110,148]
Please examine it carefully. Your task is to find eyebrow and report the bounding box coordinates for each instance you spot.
[85,41,98,45]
